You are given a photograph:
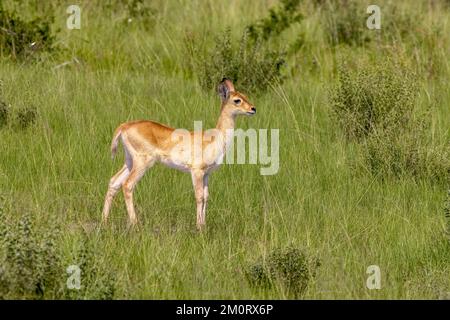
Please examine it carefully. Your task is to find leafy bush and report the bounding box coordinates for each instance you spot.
[331,58,450,182]
[0,198,115,299]
[246,263,270,287]
[245,247,319,297]
[0,209,62,299]
[0,5,57,60]
[186,0,307,93]
[187,28,286,94]
[331,59,418,140]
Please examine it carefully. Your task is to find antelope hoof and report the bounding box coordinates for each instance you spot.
[196,223,205,232]
[127,218,139,229]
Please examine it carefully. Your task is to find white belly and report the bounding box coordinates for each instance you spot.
[160,158,191,173]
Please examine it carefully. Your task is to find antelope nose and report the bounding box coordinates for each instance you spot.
[251,107,256,113]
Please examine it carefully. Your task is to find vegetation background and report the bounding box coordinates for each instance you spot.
[0,0,449,299]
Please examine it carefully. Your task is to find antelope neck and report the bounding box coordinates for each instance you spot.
[215,106,236,152]
[216,106,236,132]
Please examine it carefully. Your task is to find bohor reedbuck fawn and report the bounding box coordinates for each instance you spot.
[102,78,256,230]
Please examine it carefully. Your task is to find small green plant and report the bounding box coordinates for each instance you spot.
[0,97,8,128]
[245,247,319,298]
[0,81,37,130]
[15,106,37,129]
[0,80,8,127]
[0,103,38,130]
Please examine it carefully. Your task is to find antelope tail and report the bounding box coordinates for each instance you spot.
[110,125,123,159]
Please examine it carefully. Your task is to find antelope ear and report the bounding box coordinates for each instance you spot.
[218,78,235,102]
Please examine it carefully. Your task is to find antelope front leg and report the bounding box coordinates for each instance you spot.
[191,170,205,230]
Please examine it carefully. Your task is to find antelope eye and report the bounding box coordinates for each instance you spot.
[233,99,241,104]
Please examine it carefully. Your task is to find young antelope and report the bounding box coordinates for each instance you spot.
[102,78,256,230]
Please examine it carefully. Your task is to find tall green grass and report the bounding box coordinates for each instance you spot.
[0,0,449,299]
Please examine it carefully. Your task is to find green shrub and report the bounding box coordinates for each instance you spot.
[245,263,270,288]
[0,5,57,60]
[245,247,319,298]
[331,57,450,182]
[0,210,62,299]
[331,59,418,140]
[184,0,307,93]
[0,198,115,300]
[187,28,285,94]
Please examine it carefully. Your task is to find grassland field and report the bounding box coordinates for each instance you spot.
[0,0,449,299]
